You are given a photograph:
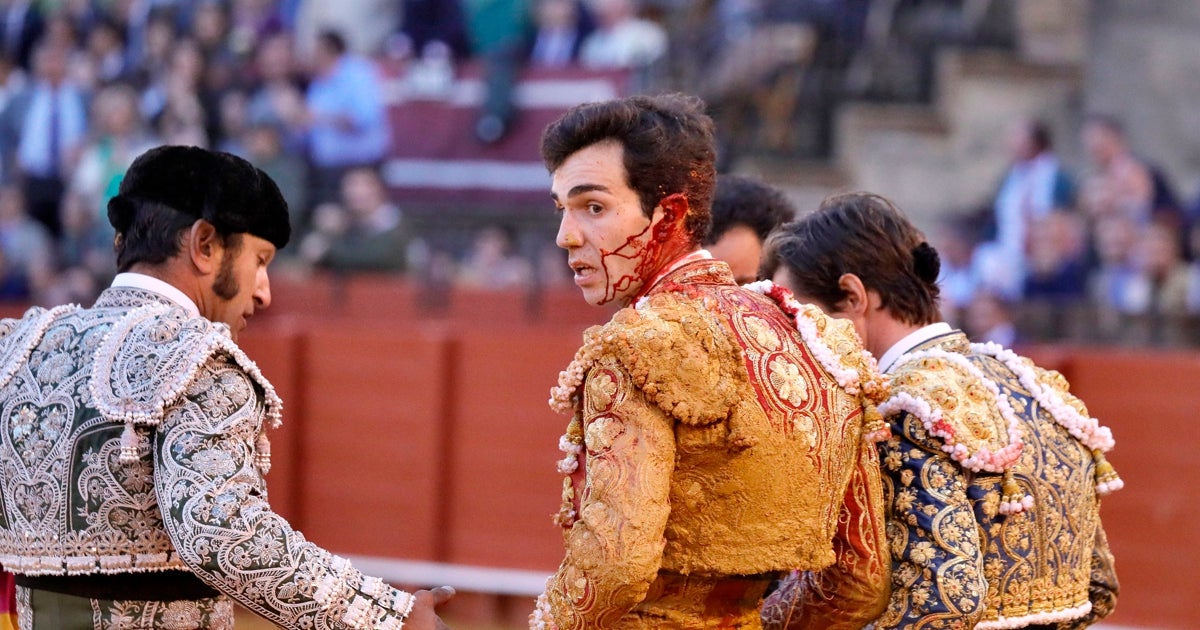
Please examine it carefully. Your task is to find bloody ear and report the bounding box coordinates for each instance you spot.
[657,193,690,223]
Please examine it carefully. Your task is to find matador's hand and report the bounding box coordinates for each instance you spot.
[405,585,456,629]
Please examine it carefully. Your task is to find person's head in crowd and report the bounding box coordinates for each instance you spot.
[588,0,636,29]
[1094,214,1138,268]
[218,89,249,145]
[44,12,81,50]
[965,289,1017,347]
[0,54,16,86]
[313,29,348,76]
[1082,114,1130,169]
[469,224,519,262]
[32,44,71,87]
[254,31,296,83]
[930,217,977,271]
[244,121,285,161]
[106,146,290,338]
[0,184,28,226]
[340,165,390,221]
[1133,218,1186,281]
[542,93,717,306]
[763,192,941,356]
[169,38,207,87]
[537,0,582,31]
[1007,118,1053,163]
[1026,210,1086,277]
[703,174,794,284]
[85,17,127,78]
[143,10,179,71]
[192,0,231,54]
[93,82,143,138]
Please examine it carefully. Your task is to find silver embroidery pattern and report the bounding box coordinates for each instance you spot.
[1,295,199,575]
[1,289,414,628]
[15,586,31,630]
[153,354,414,629]
[89,595,234,630]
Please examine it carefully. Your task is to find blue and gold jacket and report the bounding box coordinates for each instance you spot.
[873,330,1119,629]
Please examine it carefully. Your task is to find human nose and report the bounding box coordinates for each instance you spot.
[556,211,580,249]
[255,270,272,310]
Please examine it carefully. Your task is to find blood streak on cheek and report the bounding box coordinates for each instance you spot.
[596,208,692,305]
[597,220,655,305]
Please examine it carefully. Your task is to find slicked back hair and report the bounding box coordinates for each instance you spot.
[763,192,942,326]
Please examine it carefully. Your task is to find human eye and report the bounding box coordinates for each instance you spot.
[586,202,604,215]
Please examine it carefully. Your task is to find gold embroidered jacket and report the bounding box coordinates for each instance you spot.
[0,288,416,629]
[536,261,890,629]
[874,332,1119,629]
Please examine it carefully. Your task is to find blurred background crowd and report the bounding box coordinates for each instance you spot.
[0,0,1198,349]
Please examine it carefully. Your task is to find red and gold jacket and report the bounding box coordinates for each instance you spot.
[533,260,890,629]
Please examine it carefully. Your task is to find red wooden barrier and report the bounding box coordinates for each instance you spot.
[239,321,306,523]
[444,327,582,570]
[1062,348,1200,628]
[293,323,452,560]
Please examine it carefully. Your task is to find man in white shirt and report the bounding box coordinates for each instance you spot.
[0,145,452,629]
[762,192,1121,629]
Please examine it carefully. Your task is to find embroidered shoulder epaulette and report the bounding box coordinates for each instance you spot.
[89,303,283,468]
[0,304,81,392]
[552,291,744,427]
[880,342,1123,514]
[971,342,1123,496]
[881,346,1035,513]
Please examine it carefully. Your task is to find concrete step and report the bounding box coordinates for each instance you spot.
[821,47,1082,226]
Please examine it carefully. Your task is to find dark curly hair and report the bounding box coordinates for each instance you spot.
[541,93,716,244]
[762,192,942,326]
[704,174,795,245]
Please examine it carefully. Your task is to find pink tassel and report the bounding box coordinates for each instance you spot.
[119,422,141,464]
[255,432,272,474]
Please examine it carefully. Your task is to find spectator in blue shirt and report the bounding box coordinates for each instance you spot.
[302,28,390,204]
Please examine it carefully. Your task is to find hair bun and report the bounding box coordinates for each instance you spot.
[912,242,941,284]
[107,195,137,233]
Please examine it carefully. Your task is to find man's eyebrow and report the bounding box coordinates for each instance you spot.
[551,183,611,203]
[569,184,609,197]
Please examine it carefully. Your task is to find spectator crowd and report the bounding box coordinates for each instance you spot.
[937,115,1200,347]
[0,0,679,307]
[0,0,1199,348]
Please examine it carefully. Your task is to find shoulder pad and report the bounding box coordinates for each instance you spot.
[594,293,744,426]
[89,304,282,428]
[0,304,80,392]
[795,302,887,398]
[880,349,1020,473]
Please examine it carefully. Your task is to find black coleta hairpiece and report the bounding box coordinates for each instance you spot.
[912,241,941,284]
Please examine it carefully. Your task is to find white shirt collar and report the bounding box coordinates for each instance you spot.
[878,322,954,373]
[110,272,201,318]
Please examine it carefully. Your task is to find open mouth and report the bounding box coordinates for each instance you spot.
[570,261,597,280]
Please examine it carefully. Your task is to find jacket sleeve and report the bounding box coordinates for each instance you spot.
[152,353,415,630]
[537,360,676,630]
[872,412,989,629]
[761,441,891,629]
[1055,525,1119,630]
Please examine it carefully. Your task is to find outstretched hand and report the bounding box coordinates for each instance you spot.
[404,585,456,630]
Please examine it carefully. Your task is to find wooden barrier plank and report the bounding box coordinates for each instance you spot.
[1064,349,1200,629]
[298,324,451,560]
[446,327,582,570]
[238,321,305,524]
